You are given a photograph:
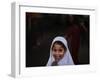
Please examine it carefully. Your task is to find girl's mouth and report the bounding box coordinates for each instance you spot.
[54,55,62,61]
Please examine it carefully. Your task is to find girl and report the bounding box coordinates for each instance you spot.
[46,36,74,66]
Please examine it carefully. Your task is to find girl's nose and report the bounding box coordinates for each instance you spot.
[55,51,59,55]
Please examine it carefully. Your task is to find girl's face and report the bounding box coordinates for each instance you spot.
[52,43,66,62]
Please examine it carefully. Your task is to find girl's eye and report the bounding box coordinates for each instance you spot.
[59,49,63,52]
[53,49,57,52]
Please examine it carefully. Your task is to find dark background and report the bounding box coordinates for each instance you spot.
[26,12,90,67]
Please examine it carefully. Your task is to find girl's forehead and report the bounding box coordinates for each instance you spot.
[53,43,64,48]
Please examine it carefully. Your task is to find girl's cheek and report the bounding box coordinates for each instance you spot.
[59,51,64,55]
[52,51,55,55]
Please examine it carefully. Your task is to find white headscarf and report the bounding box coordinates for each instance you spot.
[46,36,74,66]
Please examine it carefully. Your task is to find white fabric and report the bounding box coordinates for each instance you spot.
[46,36,74,66]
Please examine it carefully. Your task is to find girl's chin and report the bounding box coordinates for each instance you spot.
[53,55,64,62]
